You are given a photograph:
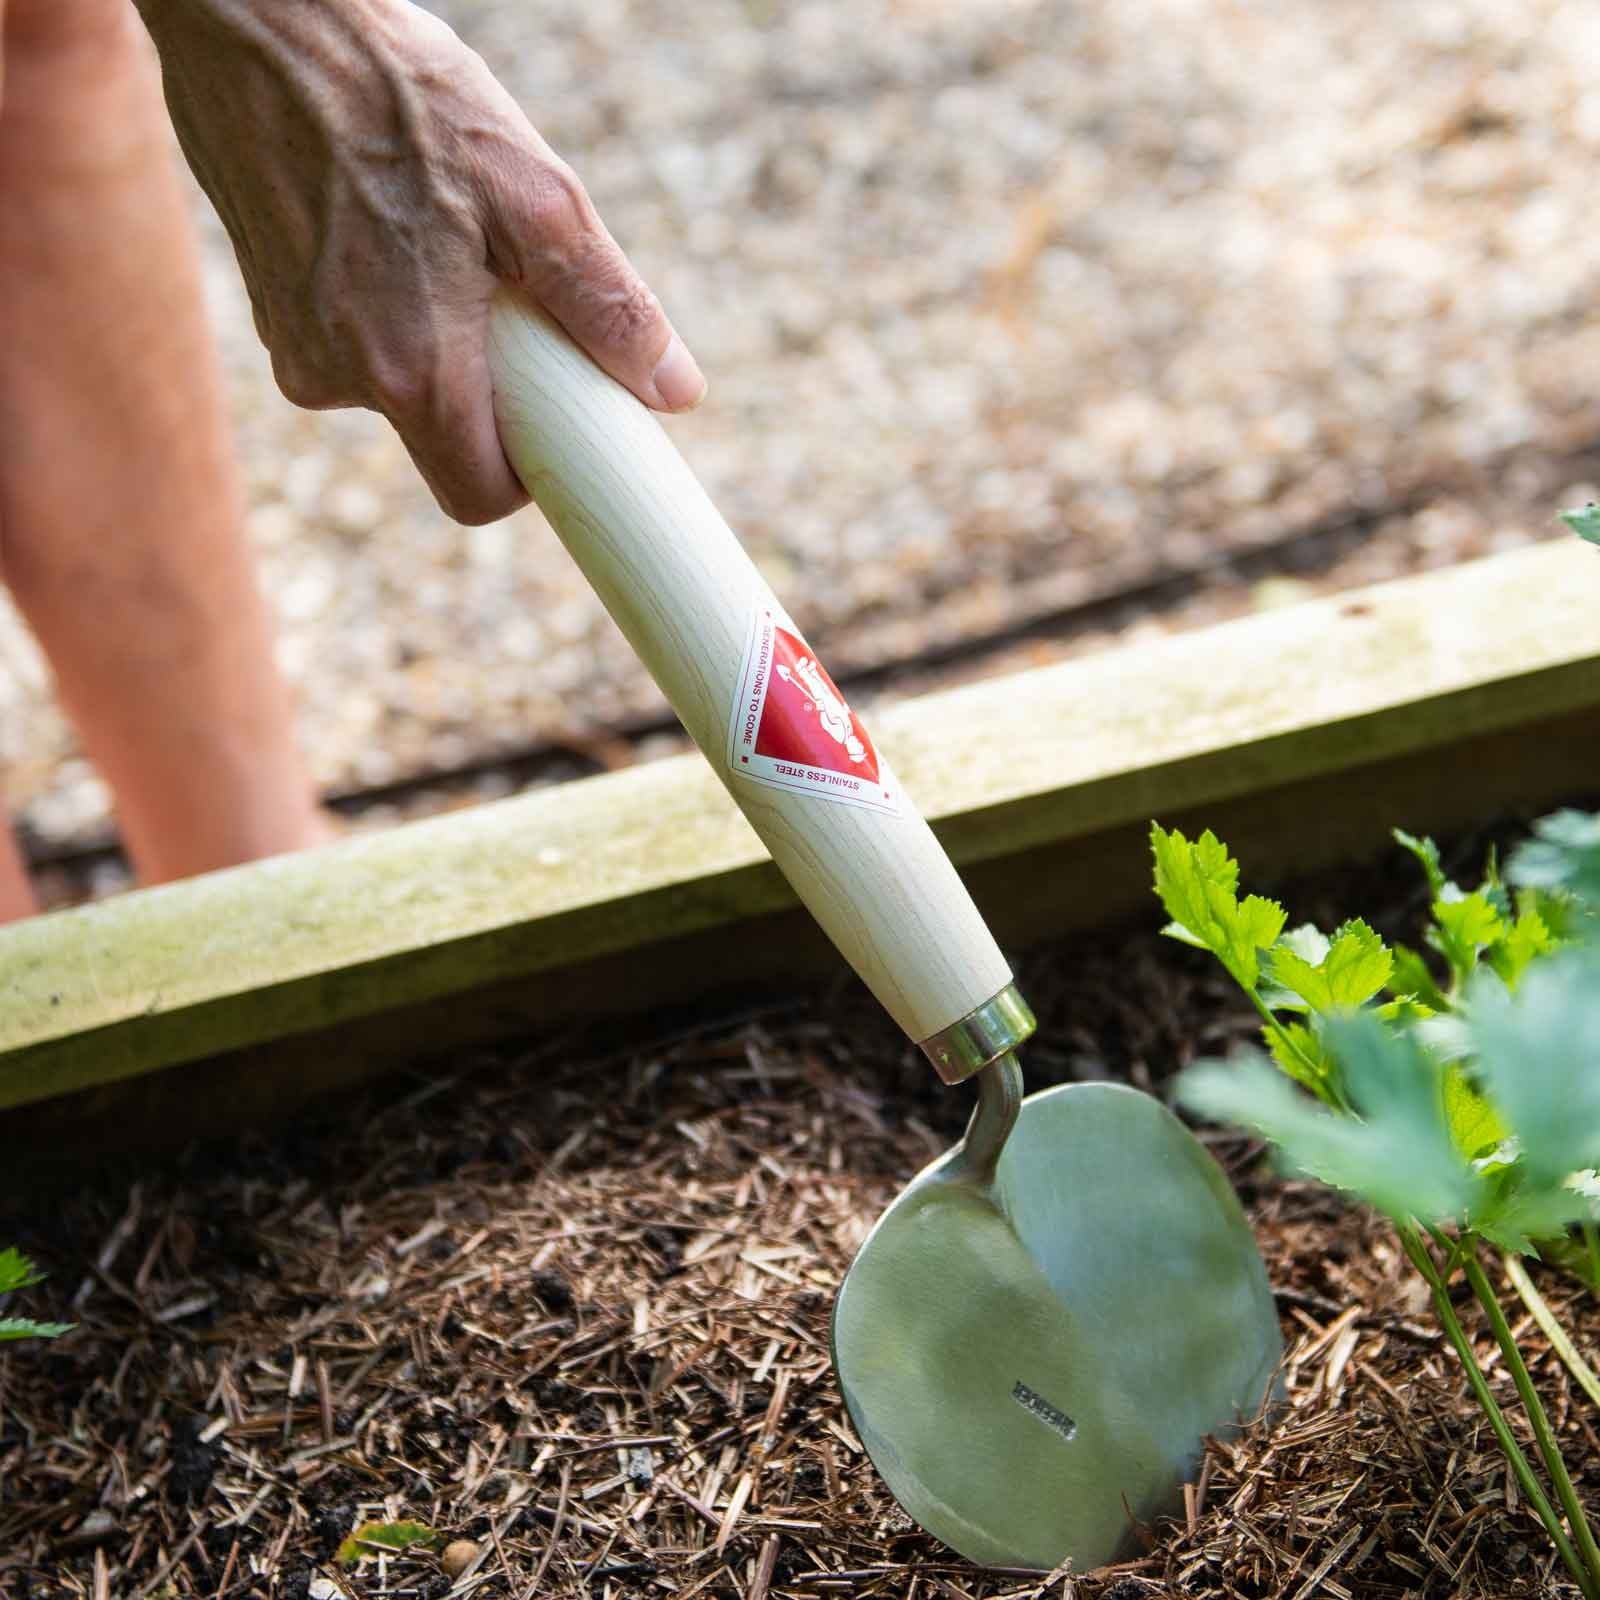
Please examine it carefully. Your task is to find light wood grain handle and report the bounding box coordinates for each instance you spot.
[487,295,1017,1071]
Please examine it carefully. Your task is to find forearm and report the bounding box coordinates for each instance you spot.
[131,0,379,36]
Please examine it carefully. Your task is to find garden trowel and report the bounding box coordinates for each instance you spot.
[485,295,1283,1574]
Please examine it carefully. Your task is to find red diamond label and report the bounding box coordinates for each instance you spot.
[727,610,899,815]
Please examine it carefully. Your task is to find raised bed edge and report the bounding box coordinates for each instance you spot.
[2,537,1596,1116]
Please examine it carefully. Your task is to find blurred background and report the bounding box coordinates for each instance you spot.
[6,0,1600,896]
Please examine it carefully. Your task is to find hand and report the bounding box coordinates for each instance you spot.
[132,0,705,524]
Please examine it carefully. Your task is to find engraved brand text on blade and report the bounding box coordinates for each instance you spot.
[1011,1381,1077,1442]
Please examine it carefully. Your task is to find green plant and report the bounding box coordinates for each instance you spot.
[335,1518,444,1568]
[1150,812,1600,1597]
[0,1248,73,1343]
[1559,502,1600,547]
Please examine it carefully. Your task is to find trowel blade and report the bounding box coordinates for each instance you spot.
[831,1081,1282,1573]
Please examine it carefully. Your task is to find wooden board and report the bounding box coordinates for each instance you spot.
[3,537,1597,1128]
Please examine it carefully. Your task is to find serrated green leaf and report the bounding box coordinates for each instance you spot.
[1159,920,1210,951]
[1150,824,1285,990]
[1441,1065,1508,1162]
[1388,942,1448,1011]
[1394,829,1448,900]
[1532,1229,1600,1290]
[1472,1181,1594,1256]
[1151,822,1237,925]
[1152,824,1226,945]
[0,1317,73,1341]
[1258,924,1328,1012]
[1256,981,1310,1014]
[1376,995,1434,1025]
[1235,896,1290,983]
[1267,918,1393,1014]
[1263,1020,1338,1101]
[0,1248,65,1341]
[1559,502,1600,545]
[1508,809,1600,910]
[1427,889,1505,984]
[1487,906,1557,989]
[336,1519,443,1568]
[1469,947,1600,1184]
[1481,860,1512,921]
[0,1247,45,1296]
[1518,885,1586,943]
[1178,1014,1479,1222]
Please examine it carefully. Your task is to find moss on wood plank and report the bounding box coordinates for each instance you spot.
[2,539,1596,1116]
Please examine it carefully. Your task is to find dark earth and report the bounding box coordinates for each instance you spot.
[2,807,1597,1598]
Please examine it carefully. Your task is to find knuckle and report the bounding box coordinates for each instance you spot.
[521,161,594,241]
[367,357,432,424]
[412,448,515,528]
[270,351,339,411]
[396,435,463,521]
[388,364,518,527]
[356,326,445,425]
[598,277,664,350]
[450,492,513,528]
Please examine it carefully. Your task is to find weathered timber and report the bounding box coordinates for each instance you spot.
[2,538,1596,1137]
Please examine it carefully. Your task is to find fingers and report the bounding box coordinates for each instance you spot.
[261,296,529,525]
[488,161,706,414]
[384,343,531,527]
[264,293,529,526]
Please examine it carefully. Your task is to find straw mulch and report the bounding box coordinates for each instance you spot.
[4,902,1596,1600]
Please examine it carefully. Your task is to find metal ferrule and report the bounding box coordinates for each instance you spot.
[917,982,1037,1084]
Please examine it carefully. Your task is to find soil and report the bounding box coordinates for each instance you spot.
[2,816,1598,1599]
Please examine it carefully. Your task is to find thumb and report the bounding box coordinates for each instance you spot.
[490,164,706,413]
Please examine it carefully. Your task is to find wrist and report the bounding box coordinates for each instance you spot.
[131,0,382,45]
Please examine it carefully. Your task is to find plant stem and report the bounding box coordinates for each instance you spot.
[1585,1221,1600,1292]
[1245,991,1341,1108]
[1461,1246,1600,1593]
[1504,1253,1600,1412]
[1396,1223,1595,1599]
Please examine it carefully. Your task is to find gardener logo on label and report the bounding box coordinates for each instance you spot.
[728,609,899,815]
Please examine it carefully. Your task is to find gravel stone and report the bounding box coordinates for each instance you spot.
[5,0,1598,853]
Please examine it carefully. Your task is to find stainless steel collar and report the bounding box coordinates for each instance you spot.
[917,982,1037,1084]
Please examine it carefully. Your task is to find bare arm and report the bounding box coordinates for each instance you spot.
[130,0,705,524]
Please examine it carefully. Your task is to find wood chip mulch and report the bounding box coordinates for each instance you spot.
[3,900,1598,1599]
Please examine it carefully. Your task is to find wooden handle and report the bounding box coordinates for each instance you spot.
[487,294,1014,1053]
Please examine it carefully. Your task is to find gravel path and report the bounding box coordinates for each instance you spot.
[6,0,1600,850]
